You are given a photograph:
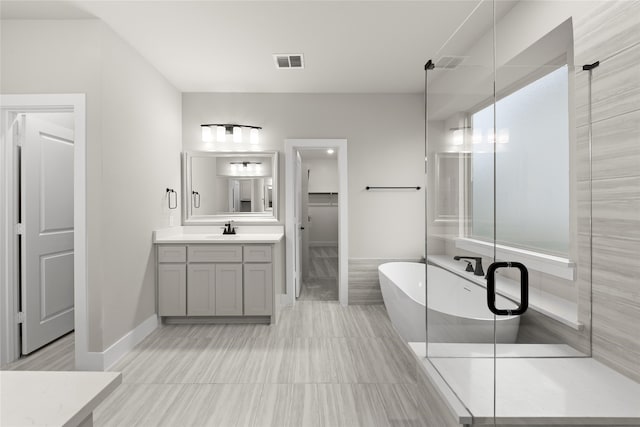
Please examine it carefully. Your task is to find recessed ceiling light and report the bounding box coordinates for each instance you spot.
[327,149,334,155]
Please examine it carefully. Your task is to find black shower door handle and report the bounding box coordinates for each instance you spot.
[486,261,528,316]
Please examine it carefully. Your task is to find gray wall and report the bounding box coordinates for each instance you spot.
[182,95,425,251]
[182,93,425,303]
[1,19,183,352]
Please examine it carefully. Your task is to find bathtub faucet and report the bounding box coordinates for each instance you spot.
[453,256,484,277]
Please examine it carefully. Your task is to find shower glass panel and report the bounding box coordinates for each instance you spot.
[492,17,592,358]
[424,0,497,422]
[425,0,595,422]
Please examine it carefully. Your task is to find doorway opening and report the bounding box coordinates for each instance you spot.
[298,149,339,301]
[1,94,89,370]
[284,139,348,306]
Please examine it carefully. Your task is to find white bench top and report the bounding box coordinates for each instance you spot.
[1,371,121,427]
[411,343,640,425]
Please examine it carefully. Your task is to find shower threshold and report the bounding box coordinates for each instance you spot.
[410,342,640,425]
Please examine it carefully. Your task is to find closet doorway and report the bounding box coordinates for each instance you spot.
[284,139,348,307]
[298,149,339,300]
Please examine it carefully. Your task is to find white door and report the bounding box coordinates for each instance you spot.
[228,179,240,212]
[294,152,303,298]
[300,165,310,279]
[21,115,75,355]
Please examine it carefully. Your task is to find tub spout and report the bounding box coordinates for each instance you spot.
[453,256,484,276]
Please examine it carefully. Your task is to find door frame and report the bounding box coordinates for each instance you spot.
[284,139,348,306]
[0,94,92,368]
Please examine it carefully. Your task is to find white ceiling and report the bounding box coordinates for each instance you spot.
[0,1,516,94]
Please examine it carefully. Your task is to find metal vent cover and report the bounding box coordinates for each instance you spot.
[273,54,304,69]
[434,56,467,69]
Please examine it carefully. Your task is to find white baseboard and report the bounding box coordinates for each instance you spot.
[309,241,338,247]
[74,350,104,371]
[102,314,158,370]
[279,293,292,307]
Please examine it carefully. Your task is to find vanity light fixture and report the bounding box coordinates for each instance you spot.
[327,149,335,155]
[216,125,226,142]
[201,124,262,144]
[201,126,213,143]
[233,126,242,143]
[250,128,260,145]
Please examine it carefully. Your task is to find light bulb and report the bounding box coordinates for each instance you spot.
[233,126,242,143]
[250,128,260,144]
[201,126,213,142]
[327,148,335,155]
[216,125,226,142]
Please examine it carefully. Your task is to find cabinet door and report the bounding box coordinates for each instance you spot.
[215,264,243,316]
[244,245,272,263]
[244,263,273,316]
[188,245,242,263]
[158,245,186,263]
[187,264,216,316]
[158,264,186,316]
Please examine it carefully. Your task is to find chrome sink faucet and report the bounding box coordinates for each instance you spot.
[453,256,484,276]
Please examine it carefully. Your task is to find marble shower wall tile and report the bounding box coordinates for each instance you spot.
[573,0,640,66]
[591,110,640,180]
[572,0,640,383]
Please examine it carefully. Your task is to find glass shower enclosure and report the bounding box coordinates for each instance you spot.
[424,0,593,422]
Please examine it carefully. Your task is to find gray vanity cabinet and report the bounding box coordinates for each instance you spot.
[156,243,274,321]
[158,264,187,316]
[244,263,273,315]
[186,264,216,316]
[215,264,243,315]
[243,245,273,316]
[157,246,187,316]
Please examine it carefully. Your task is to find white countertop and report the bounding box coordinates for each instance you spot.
[1,371,122,427]
[153,225,284,244]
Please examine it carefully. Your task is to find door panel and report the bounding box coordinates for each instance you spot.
[301,165,310,279]
[244,263,273,315]
[158,264,187,316]
[21,116,75,355]
[187,264,216,316]
[40,251,74,321]
[294,152,302,298]
[423,1,497,422]
[215,264,243,315]
[41,135,74,231]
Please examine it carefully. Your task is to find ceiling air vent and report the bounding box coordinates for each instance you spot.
[273,54,304,69]
[434,56,467,69]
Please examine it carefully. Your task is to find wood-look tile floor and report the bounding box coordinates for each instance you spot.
[2,331,75,371]
[96,301,430,426]
[299,246,339,301]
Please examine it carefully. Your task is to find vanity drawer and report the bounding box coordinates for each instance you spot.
[158,246,187,263]
[244,245,272,263]
[188,245,242,263]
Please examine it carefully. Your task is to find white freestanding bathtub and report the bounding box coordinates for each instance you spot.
[378,262,520,343]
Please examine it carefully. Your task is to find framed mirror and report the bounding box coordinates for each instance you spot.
[182,151,278,224]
